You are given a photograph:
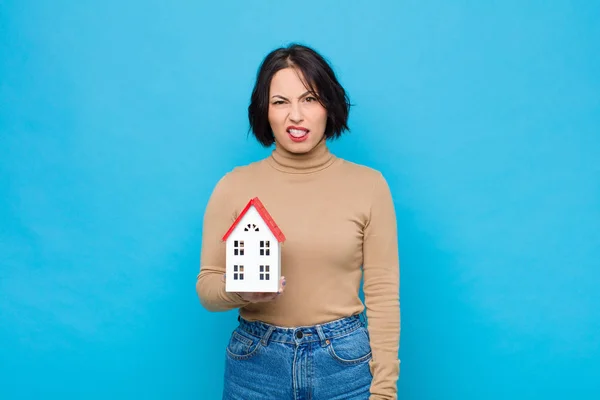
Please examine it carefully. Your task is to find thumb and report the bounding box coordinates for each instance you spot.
[278,276,286,293]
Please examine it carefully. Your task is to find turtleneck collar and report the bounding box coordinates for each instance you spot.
[266,137,337,174]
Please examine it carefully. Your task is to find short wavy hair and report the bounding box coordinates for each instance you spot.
[248,43,351,147]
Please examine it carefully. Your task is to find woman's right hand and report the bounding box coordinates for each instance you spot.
[222,275,286,303]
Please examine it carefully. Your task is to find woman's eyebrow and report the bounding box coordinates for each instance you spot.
[270,91,312,101]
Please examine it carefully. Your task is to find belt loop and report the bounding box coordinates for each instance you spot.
[315,325,330,347]
[359,310,368,326]
[261,325,275,346]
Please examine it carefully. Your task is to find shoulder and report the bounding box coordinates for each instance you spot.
[336,158,387,183]
[213,159,266,188]
[334,158,394,204]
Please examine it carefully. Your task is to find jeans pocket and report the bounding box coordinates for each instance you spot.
[326,327,372,365]
[226,329,263,361]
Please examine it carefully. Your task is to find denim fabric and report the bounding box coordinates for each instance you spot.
[222,314,373,400]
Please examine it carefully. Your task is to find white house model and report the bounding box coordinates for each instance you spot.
[222,197,286,293]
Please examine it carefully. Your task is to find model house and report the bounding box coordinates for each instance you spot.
[222,197,286,293]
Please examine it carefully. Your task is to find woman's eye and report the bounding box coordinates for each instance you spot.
[305,97,317,102]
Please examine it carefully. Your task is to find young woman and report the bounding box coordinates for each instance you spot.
[196,43,400,400]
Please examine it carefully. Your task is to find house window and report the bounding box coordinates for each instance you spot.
[260,240,270,256]
[233,265,244,280]
[259,265,270,280]
[234,240,244,256]
[244,223,259,232]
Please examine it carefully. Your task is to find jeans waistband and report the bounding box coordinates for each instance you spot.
[237,313,366,345]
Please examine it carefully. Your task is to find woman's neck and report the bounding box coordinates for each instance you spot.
[267,137,336,174]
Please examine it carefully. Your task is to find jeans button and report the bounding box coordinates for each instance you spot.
[296,331,303,339]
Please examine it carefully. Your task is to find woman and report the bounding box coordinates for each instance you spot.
[196,43,400,400]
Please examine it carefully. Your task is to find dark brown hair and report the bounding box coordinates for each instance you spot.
[248,43,351,147]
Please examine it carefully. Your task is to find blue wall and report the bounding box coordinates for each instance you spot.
[1,1,599,399]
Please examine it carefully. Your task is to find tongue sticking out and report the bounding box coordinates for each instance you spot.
[288,128,308,138]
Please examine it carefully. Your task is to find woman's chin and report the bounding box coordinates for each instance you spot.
[278,140,313,154]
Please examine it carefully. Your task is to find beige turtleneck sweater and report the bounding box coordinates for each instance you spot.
[196,139,401,399]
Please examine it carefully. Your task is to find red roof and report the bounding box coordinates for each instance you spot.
[222,197,286,243]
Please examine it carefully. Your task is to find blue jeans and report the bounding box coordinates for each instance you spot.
[222,314,373,400]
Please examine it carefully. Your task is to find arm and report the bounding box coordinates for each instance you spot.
[196,173,250,311]
[363,172,401,399]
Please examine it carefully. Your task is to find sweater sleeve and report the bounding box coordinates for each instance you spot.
[363,172,401,399]
[196,173,250,311]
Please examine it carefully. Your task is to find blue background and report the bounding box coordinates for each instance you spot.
[1,1,599,398]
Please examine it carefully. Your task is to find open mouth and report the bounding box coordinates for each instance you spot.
[287,127,309,142]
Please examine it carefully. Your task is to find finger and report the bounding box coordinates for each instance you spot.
[279,276,286,292]
[273,276,286,298]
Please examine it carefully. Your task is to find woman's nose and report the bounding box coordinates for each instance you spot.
[289,103,304,123]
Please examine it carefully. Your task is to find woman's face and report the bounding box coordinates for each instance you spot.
[268,67,328,154]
